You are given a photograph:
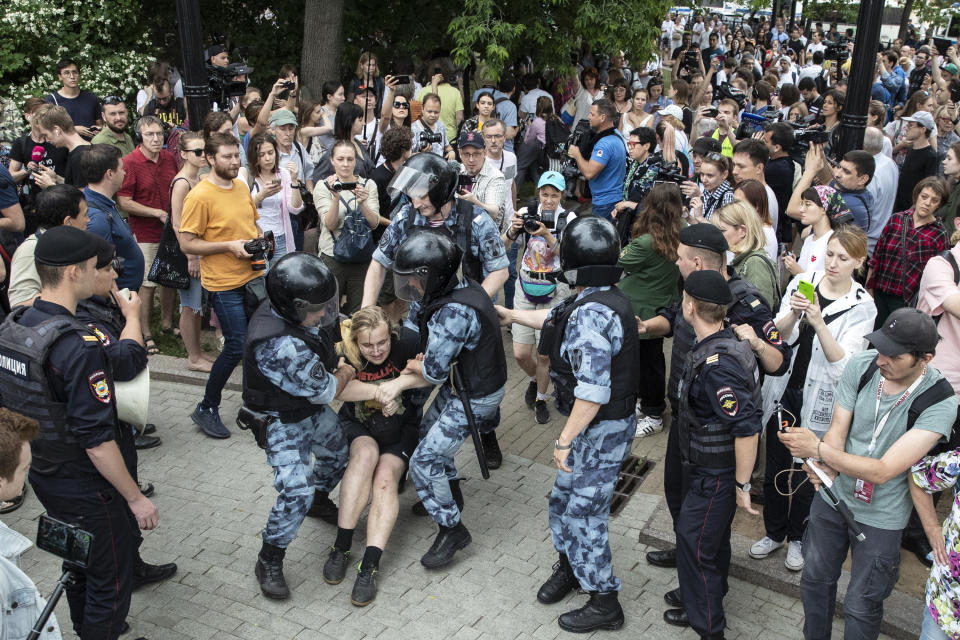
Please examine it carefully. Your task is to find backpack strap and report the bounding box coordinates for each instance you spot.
[857,357,880,395]
[907,378,956,430]
[944,250,960,285]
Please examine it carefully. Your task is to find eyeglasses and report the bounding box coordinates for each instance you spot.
[627,140,640,147]
[60,70,79,76]
[393,101,409,109]
[484,133,505,140]
[141,131,164,139]
[103,96,124,105]
[184,148,204,156]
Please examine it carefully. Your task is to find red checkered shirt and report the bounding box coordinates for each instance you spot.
[867,209,947,301]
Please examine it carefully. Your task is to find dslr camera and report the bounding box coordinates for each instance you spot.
[419,130,443,147]
[560,119,593,179]
[521,199,557,234]
[332,179,358,192]
[244,230,275,271]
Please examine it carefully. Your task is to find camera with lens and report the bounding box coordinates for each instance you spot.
[794,127,831,146]
[560,119,593,179]
[655,163,687,186]
[110,255,126,276]
[682,48,701,73]
[824,39,849,64]
[206,47,254,108]
[332,179,358,192]
[419,130,443,147]
[244,230,275,271]
[715,82,747,110]
[735,110,780,139]
[522,199,542,233]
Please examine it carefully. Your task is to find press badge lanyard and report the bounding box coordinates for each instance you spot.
[868,365,926,455]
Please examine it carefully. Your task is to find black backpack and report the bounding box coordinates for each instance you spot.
[544,117,571,160]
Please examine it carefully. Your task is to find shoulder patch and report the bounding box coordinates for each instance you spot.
[88,370,111,404]
[570,348,583,373]
[706,354,719,365]
[81,334,100,343]
[716,385,739,417]
[87,324,111,346]
[762,321,782,346]
[596,148,604,158]
[750,299,760,308]
[309,361,327,381]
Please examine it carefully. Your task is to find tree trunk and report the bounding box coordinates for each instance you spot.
[301,0,344,101]
[898,0,914,41]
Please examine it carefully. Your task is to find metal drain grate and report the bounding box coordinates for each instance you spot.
[610,455,653,517]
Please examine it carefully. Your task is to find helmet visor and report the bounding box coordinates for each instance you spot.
[294,285,339,328]
[392,267,429,303]
[387,166,438,201]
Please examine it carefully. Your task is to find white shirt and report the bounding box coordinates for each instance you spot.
[764,183,779,232]
[410,118,448,156]
[798,229,833,272]
[485,151,518,223]
[806,42,827,58]
[866,152,900,256]
[519,89,554,116]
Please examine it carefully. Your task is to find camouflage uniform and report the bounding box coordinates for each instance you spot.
[372,201,509,328]
[409,284,506,527]
[547,286,635,593]
[255,333,349,549]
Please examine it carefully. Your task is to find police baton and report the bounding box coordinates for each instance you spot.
[451,362,490,479]
[776,402,865,542]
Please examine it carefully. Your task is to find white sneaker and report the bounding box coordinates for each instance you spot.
[634,415,664,438]
[749,536,785,559]
[635,401,646,420]
[784,541,804,571]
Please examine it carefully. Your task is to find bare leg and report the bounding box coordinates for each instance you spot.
[514,342,537,378]
[139,285,156,338]
[338,437,379,529]
[365,454,406,550]
[536,354,551,395]
[159,285,176,330]
[180,308,213,371]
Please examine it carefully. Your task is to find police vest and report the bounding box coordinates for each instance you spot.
[677,334,760,469]
[418,280,507,398]
[404,199,482,283]
[541,288,639,421]
[242,301,338,423]
[667,274,768,401]
[0,308,113,470]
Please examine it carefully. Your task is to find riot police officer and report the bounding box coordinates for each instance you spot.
[360,152,509,469]
[75,243,178,591]
[637,223,790,621]
[0,226,159,640]
[241,252,356,599]
[376,228,507,568]
[668,270,762,639]
[498,216,639,633]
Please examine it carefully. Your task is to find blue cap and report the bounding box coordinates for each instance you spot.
[537,171,565,192]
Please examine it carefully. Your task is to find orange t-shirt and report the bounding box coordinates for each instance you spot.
[179,178,260,292]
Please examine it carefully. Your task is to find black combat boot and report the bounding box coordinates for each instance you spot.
[412,478,465,516]
[255,542,290,599]
[557,591,624,633]
[537,553,579,604]
[480,430,502,469]
[420,522,472,568]
[306,490,339,525]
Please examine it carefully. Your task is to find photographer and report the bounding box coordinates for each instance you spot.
[458,131,508,229]
[566,99,627,220]
[672,31,706,82]
[411,93,455,159]
[179,133,263,439]
[502,171,575,425]
[0,408,62,640]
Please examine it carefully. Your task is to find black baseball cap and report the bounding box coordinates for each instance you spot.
[865,308,940,356]
[458,130,485,149]
[679,223,728,254]
[692,137,722,157]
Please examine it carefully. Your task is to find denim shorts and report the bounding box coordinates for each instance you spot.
[179,276,203,313]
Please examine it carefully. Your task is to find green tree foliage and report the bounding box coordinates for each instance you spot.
[0,0,157,105]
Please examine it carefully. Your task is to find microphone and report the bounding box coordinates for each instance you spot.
[31,145,45,164]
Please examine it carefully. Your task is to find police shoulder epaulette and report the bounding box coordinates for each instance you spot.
[706,354,719,364]
[81,334,99,343]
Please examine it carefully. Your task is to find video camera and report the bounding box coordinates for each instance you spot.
[736,110,780,139]
[824,38,850,65]
[207,47,253,107]
[560,119,593,180]
[716,82,747,110]
[681,48,701,74]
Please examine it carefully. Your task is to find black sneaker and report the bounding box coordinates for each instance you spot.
[524,380,537,409]
[350,562,378,606]
[534,399,550,424]
[323,548,350,584]
[480,431,502,470]
[191,404,230,439]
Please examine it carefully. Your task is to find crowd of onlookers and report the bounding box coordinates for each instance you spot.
[2,12,960,639]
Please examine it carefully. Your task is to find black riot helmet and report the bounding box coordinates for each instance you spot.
[387,152,459,211]
[266,252,339,327]
[392,228,463,303]
[558,215,623,286]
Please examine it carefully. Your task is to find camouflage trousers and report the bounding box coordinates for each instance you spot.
[410,384,505,527]
[548,416,634,592]
[262,406,348,548]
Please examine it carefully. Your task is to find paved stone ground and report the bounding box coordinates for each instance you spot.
[6,367,895,640]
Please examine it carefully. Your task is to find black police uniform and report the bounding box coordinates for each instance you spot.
[675,326,762,640]
[658,271,790,524]
[0,300,136,640]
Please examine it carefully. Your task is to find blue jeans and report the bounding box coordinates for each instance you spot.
[202,287,248,408]
[503,242,519,310]
[591,202,615,220]
[801,496,903,640]
[921,605,951,640]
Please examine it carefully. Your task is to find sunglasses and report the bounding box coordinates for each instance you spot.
[706,152,725,162]
[393,101,409,109]
[103,96,124,105]
[184,148,204,157]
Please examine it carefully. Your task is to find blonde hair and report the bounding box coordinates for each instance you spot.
[712,201,766,255]
[828,224,868,275]
[339,306,394,369]
[355,52,380,78]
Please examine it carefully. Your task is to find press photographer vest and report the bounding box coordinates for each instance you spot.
[677,334,759,469]
[242,301,338,423]
[404,199,482,284]
[579,125,623,160]
[668,274,768,402]
[0,309,117,470]
[418,280,507,398]
[540,288,639,421]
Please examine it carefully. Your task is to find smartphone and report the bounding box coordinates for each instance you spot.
[36,513,94,569]
[797,280,816,303]
[393,74,410,84]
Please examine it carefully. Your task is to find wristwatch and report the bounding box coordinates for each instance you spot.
[735,480,752,493]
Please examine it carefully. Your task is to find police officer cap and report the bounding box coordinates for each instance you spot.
[679,223,728,254]
[35,226,102,266]
[684,270,732,305]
